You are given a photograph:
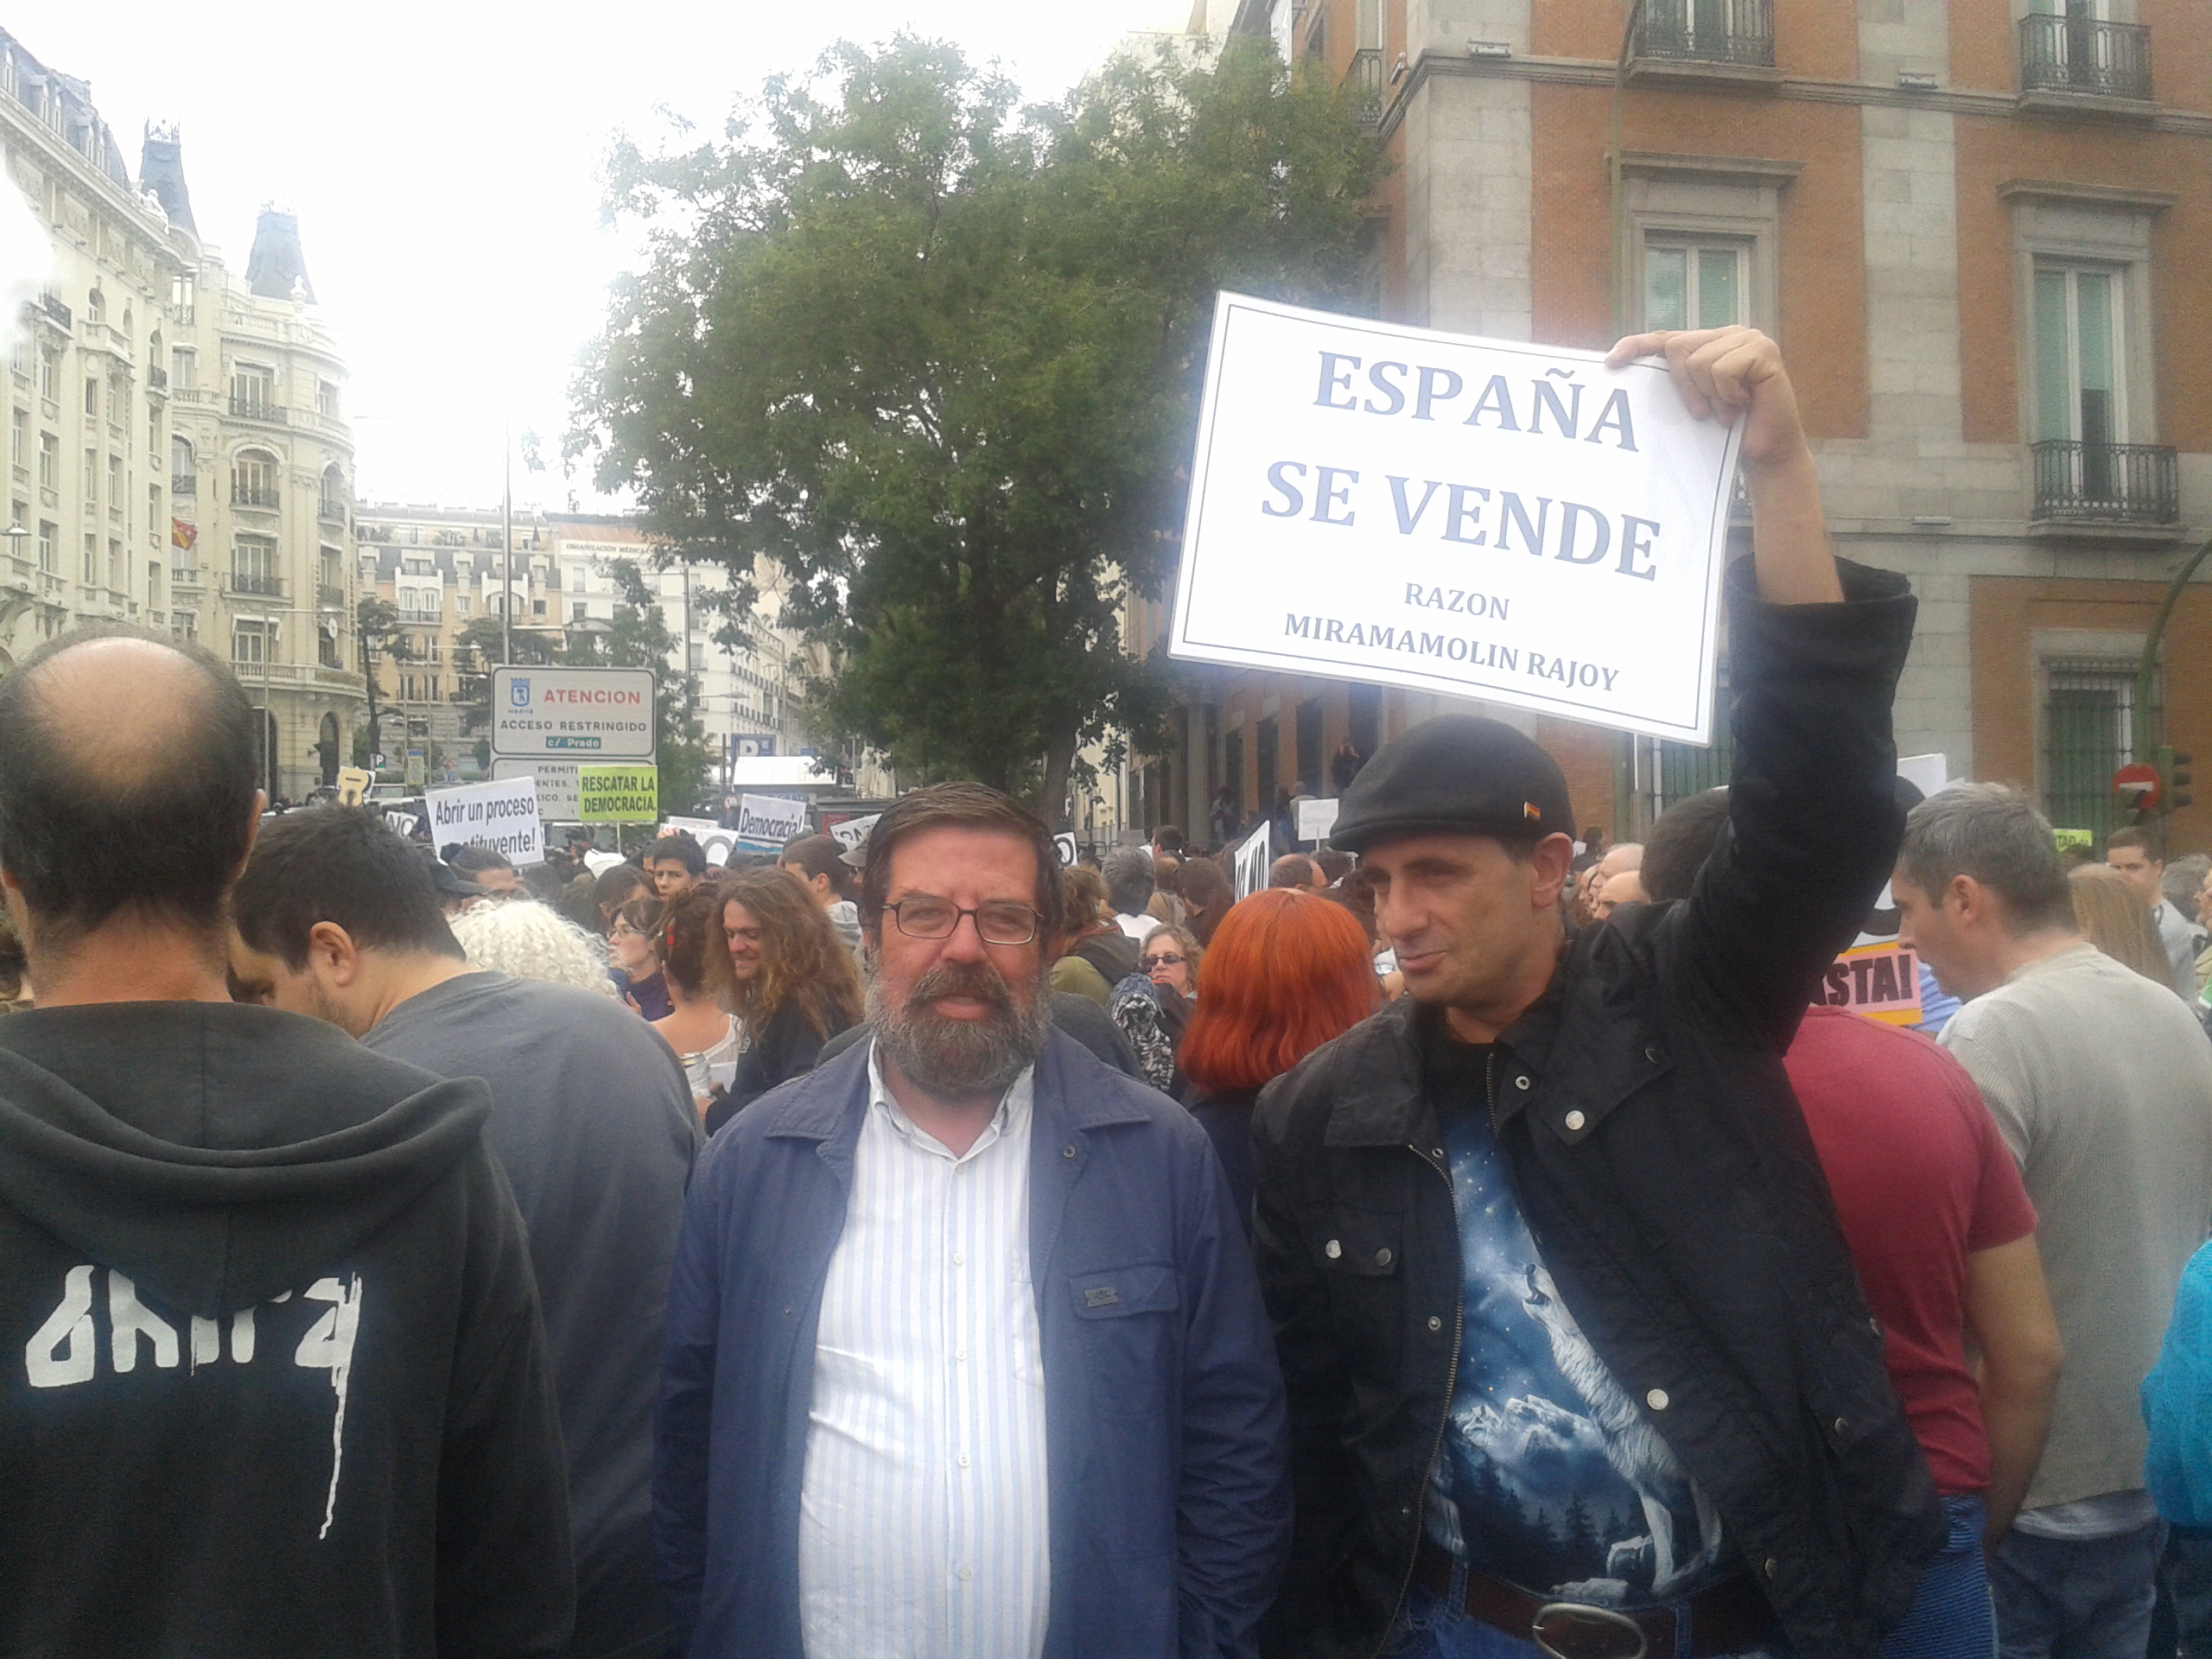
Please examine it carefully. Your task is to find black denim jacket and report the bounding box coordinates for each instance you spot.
[1251,558,1946,1659]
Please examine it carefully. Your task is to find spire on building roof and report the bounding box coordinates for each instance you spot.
[138,122,196,235]
[246,205,315,303]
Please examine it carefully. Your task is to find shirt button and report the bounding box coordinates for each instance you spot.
[1325,1239,1342,1259]
[1427,1316,1443,1332]
[1564,1110,1586,1132]
[1646,1389,1669,1411]
[957,1452,971,1468]
[952,1254,965,1268]
[956,1350,968,1363]
[958,1565,974,1583]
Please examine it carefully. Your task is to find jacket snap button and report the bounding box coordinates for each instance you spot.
[1325,1239,1342,1259]
[1834,1416,1849,1436]
[1514,1075,1530,1091]
[1375,1247,1393,1268]
[1645,1046,1662,1064]
[1428,1316,1442,1332]
[1870,1319,1882,1338]
[1764,1558,1779,1580]
[1063,1146,1076,1158]
[1564,1110,1586,1132]
[1646,1389,1669,1411]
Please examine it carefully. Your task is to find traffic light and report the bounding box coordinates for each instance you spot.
[2160,747,2195,816]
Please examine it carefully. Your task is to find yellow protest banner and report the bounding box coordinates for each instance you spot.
[578,765,659,823]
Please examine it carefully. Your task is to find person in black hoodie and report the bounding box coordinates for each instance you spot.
[0,625,573,1659]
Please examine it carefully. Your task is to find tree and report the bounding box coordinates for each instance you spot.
[453,560,712,810]
[355,596,414,772]
[570,34,1381,811]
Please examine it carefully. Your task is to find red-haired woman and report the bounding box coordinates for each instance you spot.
[1178,887,1379,1231]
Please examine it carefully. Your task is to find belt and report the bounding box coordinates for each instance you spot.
[1413,1539,1776,1659]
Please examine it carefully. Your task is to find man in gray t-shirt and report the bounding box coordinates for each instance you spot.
[232,810,700,1659]
[1897,786,2212,1659]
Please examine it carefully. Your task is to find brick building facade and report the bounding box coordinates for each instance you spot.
[1128,0,2212,852]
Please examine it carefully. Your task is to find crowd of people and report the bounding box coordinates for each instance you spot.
[9,326,2212,1659]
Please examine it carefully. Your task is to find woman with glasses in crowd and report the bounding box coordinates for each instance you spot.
[704,868,865,1135]
[1177,888,1378,1230]
[652,881,746,1112]
[607,895,673,1020]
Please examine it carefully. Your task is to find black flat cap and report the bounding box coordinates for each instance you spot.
[1330,715,1574,853]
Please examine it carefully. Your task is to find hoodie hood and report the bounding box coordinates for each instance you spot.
[0,1002,490,1318]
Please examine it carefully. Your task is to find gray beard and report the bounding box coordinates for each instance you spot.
[868,958,1053,1100]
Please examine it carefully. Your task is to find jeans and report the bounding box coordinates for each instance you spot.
[1385,1563,1789,1659]
[1988,1518,2164,1659]
[2152,1528,2212,1659]
[1877,1494,1994,1659]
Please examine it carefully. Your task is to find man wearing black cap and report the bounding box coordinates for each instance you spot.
[1251,327,1942,1659]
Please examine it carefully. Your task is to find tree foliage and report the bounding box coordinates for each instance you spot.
[570,33,1382,811]
[453,559,713,810]
[355,595,414,772]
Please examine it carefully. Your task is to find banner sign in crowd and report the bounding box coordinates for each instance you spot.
[577,766,659,824]
[424,777,545,868]
[1168,294,1745,745]
[732,794,810,851]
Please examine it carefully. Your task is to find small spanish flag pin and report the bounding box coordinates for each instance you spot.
[1523,802,1541,822]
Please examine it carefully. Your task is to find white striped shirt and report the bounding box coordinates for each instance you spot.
[797,1043,1051,1659]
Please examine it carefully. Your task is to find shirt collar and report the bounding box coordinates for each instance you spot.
[864,1038,1034,1164]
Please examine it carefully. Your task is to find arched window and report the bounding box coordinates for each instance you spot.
[319,464,346,522]
[171,435,195,497]
[86,287,105,325]
[231,448,279,510]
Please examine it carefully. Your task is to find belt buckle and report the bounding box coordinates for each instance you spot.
[1530,1600,1649,1659]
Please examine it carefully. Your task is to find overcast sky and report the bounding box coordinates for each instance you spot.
[19,0,1190,511]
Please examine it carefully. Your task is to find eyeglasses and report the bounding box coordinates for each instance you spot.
[884,896,1041,946]
[1143,952,1187,969]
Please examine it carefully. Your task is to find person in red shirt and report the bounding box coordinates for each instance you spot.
[1644,788,2063,1658]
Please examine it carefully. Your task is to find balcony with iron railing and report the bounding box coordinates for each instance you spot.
[232,484,280,510]
[318,496,346,524]
[170,565,204,590]
[226,570,287,599]
[1629,0,1778,85]
[227,395,285,424]
[317,582,347,609]
[2018,12,2154,108]
[171,473,196,498]
[1344,48,1384,130]
[2029,440,2178,531]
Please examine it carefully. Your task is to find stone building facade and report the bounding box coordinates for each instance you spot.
[1128,0,2212,851]
[3,27,365,798]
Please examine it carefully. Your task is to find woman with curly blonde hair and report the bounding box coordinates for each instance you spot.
[704,868,864,1134]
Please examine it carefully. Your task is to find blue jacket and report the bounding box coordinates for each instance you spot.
[2145,1239,2212,1532]
[656,1028,1290,1657]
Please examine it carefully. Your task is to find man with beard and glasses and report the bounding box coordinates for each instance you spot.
[656,781,1289,1659]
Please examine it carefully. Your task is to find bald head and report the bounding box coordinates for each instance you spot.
[0,626,260,954]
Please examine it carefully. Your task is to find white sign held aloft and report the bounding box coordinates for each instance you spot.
[828,814,881,853]
[734,793,810,850]
[661,816,737,868]
[1232,821,1273,900]
[1169,294,1745,745]
[1052,833,1079,869]
[1295,798,1341,845]
[492,758,581,822]
[424,777,545,868]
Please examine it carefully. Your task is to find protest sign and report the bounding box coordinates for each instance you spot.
[334,766,371,807]
[1052,833,1079,869]
[1296,798,1340,845]
[577,765,659,824]
[385,810,423,840]
[491,666,656,760]
[734,793,810,850]
[2054,828,2094,857]
[1169,293,1745,744]
[425,777,544,868]
[662,816,738,868]
[1232,821,1272,899]
[1819,941,1923,1027]
[828,813,881,853]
